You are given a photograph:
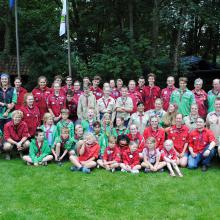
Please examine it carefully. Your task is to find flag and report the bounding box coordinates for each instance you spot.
[59,0,67,36]
[9,0,15,9]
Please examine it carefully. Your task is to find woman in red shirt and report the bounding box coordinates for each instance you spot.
[32,76,51,120]
[20,93,41,137]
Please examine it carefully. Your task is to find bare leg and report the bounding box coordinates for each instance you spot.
[173,163,183,177]
[82,161,97,169]
[69,155,82,168]
[179,156,188,168]
[166,162,175,176]
[23,155,33,163]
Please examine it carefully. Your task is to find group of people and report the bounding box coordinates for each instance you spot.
[0,72,220,176]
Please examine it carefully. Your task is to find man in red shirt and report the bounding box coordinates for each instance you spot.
[161,76,177,111]
[90,75,103,100]
[3,110,30,160]
[128,80,143,113]
[167,113,189,167]
[73,80,83,103]
[62,76,74,95]
[143,116,165,151]
[47,82,66,122]
[110,79,121,100]
[14,77,27,110]
[69,133,100,173]
[136,76,146,97]
[143,73,161,111]
[32,76,51,120]
[188,117,216,171]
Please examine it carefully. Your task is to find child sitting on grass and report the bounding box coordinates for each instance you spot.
[69,132,100,174]
[141,137,166,173]
[97,136,121,172]
[161,139,183,177]
[120,141,141,173]
[56,109,74,138]
[41,113,58,149]
[23,128,53,166]
[101,113,113,137]
[53,127,75,165]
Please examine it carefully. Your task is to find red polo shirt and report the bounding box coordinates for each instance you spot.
[189,128,216,154]
[73,90,83,103]
[47,93,66,117]
[103,146,121,162]
[143,86,161,111]
[32,87,51,120]
[78,143,100,162]
[90,86,103,100]
[143,127,165,150]
[161,148,177,160]
[4,121,29,142]
[62,85,74,94]
[127,133,145,152]
[122,148,140,168]
[20,105,41,137]
[128,90,143,113]
[161,86,177,111]
[14,87,27,110]
[111,88,121,100]
[167,125,189,153]
[136,85,145,98]
[192,89,208,118]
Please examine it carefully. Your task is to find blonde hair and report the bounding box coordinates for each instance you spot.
[12,110,23,119]
[43,112,53,123]
[146,137,156,144]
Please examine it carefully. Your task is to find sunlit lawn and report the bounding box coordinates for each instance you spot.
[0,156,220,220]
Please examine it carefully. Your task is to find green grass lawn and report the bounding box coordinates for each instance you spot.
[0,157,220,220]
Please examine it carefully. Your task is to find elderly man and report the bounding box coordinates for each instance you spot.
[207,79,220,113]
[188,117,216,171]
[192,78,207,118]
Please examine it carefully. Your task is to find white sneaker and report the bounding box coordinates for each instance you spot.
[121,169,127,172]
[111,168,115,173]
[131,169,139,174]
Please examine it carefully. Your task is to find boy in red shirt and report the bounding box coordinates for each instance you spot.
[120,141,141,173]
[69,132,100,173]
[3,110,30,160]
[97,136,121,172]
[161,140,183,177]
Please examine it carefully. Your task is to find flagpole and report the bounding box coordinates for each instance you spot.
[66,0,72,77]
[15,0,21,78]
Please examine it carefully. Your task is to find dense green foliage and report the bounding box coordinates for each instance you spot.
[1,158,220,219]
[0,0,220,87]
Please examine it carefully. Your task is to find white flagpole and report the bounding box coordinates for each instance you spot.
[15,0,21,78]
[66,0,72,77]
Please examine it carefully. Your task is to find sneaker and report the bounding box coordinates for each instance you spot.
[70,166,79,171]
[159,168,164,172]
[26,162,31,166]
[97,165,100,169]
[82,167,91,174]
[5,154,11,160]
[121,169,127,172]
[111,168,115,173]
[202,165,208,172]
[144,168,151,173]
[131,169,139,174]
[42,161,48,166]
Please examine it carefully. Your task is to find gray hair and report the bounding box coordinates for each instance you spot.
[194,78,203,85]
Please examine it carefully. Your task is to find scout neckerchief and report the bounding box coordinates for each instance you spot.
[61,136,69,149]
[36,140,43,157]
[102,97,111,109]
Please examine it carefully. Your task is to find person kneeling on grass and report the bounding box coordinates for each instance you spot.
[141,137,166,173]
[97,136,121,172]
[69,132,100,174]
[3,110,30,160]
[52,127,75,165]
[161,139,183,177]
[120,141,141,174]
[23,128,53,166]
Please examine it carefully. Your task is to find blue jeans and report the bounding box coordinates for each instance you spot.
[188,145,215,169]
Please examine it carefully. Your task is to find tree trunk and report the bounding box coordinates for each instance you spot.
[172,27,181,76]
[152,0,159,58]
[128,0,134,38]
